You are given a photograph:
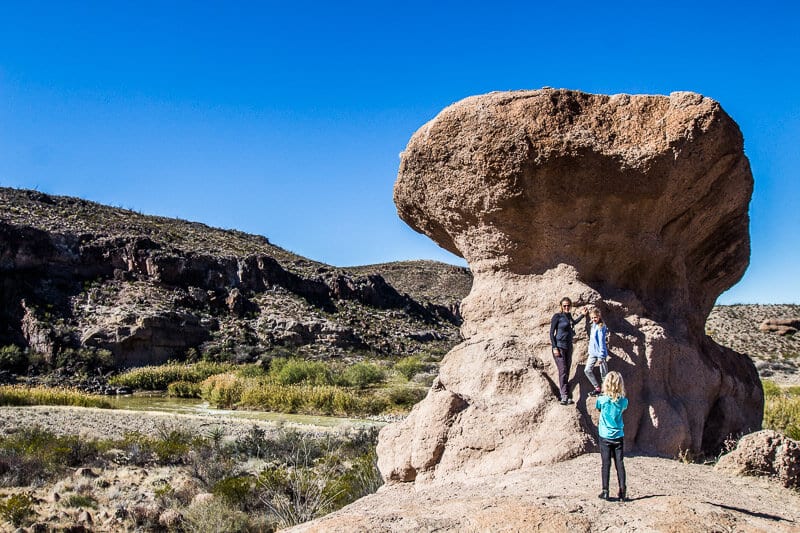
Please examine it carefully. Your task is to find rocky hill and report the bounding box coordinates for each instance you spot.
[1,187,797,386]
[707,304,800,385]
[0,187,469,379]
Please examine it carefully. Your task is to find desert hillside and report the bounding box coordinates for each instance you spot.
[0,187,468,383]
[708,304,800,385]
[2,187,797,388]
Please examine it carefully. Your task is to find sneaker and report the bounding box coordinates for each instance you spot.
[560,398,574,405]
[589,388,601,397]
[598,490,609,500]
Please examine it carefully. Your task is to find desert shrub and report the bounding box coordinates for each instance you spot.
[0,345,26,373]
[270,358,332,386]
[762,380,782,398]
[212,476,254,509]
[63,494,97,508]
[182,498,253,533]
[236,364,267,378]
[257,462,339,528]
[238,382,374,415]
[341,362,386,389]
[383,386,426,409]
[0,428,104,486]
[233,425,271,460]
[764,395,800,440]
[394,356,424,380]
[188,450,233,488]
[54,348,114,374]
[255,428,382,528]
[118,427,197,466]
[0,385,112,408]
[167,380,201,398]
[0,492,35,527]
[110,361,236,390]
[200,373,245,408]
[326,448,382,509]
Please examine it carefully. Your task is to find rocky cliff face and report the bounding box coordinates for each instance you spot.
[0,188,469,370]
[378,89,763,483]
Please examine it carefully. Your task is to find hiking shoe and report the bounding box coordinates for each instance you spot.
[618,488,627,501]
[598,490,609,500]
[560,398,574,405]
[589,388,601,397]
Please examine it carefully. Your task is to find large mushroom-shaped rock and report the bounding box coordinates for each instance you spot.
[378,89,763,483]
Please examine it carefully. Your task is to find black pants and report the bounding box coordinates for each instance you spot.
[553,344,572,400]
[600,437,626,493]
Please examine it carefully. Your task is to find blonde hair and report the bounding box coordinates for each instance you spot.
[589,308,603,325]
[602,371,626,401]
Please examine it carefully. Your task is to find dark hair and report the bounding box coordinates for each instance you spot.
[560,297,572,306]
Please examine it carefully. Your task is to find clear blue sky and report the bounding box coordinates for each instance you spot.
[1,1,798,304]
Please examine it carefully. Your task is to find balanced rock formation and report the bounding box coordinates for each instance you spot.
[378,89,763,483]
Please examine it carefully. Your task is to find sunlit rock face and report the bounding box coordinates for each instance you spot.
[378,89,763,483]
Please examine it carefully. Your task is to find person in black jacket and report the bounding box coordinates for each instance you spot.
[550,297,586,405]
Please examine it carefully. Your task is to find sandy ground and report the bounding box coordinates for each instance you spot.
[2,407,799,532]
[292,453,800,532]
[0,406,359,532]
[0,405,343,442]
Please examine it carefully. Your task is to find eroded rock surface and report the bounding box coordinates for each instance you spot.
[378,89,763,483]
[716,430,800,489]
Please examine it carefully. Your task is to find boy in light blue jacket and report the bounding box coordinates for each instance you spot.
[584,308,608,396]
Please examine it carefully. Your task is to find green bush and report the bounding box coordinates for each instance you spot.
[341,362,386,389]
[0,428,105,486]
[764,396,800,440]
[167,380,201,398]
[327,448,382,509]
[63,494,97,509]
[0,492,35,527]
[394,356,424,380]
[270,358,332,386]
[762,380,782,398]
[236,364,267,378]
[212,476,254,508]
[110,361,236,390]
[383,386,426,408]
[200,373,245,408]
[54,348,114,374]
[0,385,112,409]
[0,345,26,373]
[118,427,197,466]
[181,498,253,533]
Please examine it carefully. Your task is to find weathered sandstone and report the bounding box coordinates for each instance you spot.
[759,318,800,336]
[715,430,800,489]
[379,89,763,483]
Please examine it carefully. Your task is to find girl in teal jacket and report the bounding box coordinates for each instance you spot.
[596,371,628,501]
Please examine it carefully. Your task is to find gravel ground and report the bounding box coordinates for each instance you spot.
[0,405,339,442]
[292,453,800,532]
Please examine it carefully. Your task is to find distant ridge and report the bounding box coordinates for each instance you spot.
[0,187,469,373]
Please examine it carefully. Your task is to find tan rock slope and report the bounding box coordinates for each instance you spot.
[378,88,763,484]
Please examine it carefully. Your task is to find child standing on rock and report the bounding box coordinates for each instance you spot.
[584,308,608,397]
[596,371,628,501]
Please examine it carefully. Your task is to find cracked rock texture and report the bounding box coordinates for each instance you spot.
[378,89,763,483]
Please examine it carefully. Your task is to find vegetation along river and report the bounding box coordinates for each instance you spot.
[105,393,382,428]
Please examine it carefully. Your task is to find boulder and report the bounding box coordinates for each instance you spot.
[715,430,800,489]
[759,318,800,336]
[380,89,763,483]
